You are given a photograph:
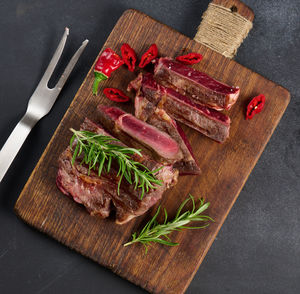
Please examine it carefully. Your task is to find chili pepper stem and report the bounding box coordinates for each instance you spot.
[92,71,108,95]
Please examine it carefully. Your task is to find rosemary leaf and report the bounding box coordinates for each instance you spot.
[69,128,162,199]
[123,195,213,252]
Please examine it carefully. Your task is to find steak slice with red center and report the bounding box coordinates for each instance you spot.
[129,73,230,143]
[97,104,183,164]
[154,57,240,110]
[56,118,178,224]
[135,93,201,175]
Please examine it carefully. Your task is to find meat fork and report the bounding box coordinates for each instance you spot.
[0,28,89,182]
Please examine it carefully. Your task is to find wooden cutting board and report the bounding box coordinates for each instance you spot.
[14,8,290,294]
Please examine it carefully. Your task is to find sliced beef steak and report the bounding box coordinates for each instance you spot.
[56,118,178,224]
[134,92,156,121]
[154,57,240,110]
[135,94,201,175]
[130,73,230,143]
[97,104,183,164]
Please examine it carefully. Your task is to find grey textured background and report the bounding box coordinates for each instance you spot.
[0,0,299,293]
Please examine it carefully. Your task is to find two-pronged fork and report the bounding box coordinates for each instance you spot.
[0,28,89,182]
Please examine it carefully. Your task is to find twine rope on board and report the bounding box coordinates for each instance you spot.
[194,3,253,58]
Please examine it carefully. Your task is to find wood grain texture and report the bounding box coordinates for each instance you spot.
[14,9,290,294]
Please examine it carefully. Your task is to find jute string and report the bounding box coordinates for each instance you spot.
[194,3,253,58]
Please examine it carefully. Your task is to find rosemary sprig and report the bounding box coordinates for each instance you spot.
[69,128,162,199]
[123,195,213,253]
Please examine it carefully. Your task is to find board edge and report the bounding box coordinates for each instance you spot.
[13,8,292,294]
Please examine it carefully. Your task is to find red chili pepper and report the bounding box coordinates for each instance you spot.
[103,88,130,102]
[139,44,158,68]
[246,94,266,120]
[176,52,203,65]
[121,43,137,72]
[93,48,124,95]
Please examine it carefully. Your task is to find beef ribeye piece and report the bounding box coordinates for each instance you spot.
[56,118,178,225]
[154,57,240,110]
[97,104,183,164]
[135,94,201,175]
[129,73,230,143]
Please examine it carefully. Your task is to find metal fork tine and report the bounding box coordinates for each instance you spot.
[38,27,69,87]
[55,39,89,91]
[0,28,88,182]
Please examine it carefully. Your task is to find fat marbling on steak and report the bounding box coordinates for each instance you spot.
[135,93,201,175]
[129,73,230,143]
[56,118,178,225]
[97,104,183,164]
[154,57,240,111]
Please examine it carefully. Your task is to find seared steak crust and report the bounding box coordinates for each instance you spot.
[56,118,178,224]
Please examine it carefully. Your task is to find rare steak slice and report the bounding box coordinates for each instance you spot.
[154,57,240,110]
[97,104,183,164]
[129,73,230,143]
[56,118,178,224]
[135,94,201,175]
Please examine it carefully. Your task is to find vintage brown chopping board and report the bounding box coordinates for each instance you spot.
[14,9,290,294]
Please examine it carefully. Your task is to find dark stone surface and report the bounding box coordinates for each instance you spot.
[0,0,299,293]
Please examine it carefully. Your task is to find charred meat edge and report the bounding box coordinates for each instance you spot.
[154,57,240,111]
[129,73,230,143]
[135,93,201,175]
[97,104,184,164]
[56,118,178,224]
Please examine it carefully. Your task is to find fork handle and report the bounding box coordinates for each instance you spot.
[0,113,37,182]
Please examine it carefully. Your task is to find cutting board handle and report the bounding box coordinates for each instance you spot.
[194,0,254,58]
